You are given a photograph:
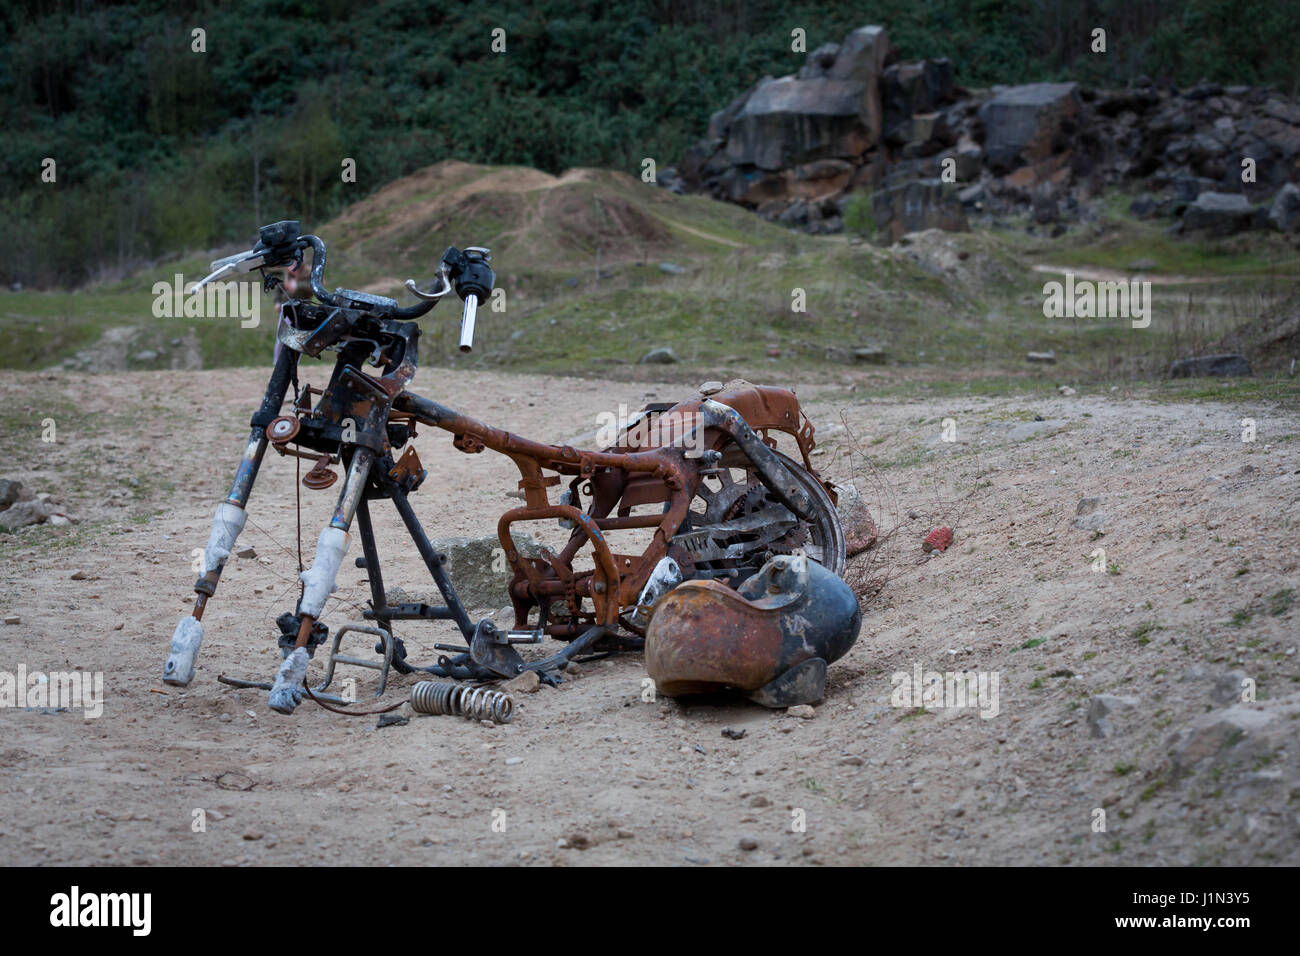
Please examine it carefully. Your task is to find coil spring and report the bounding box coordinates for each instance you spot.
[410,681,514,724]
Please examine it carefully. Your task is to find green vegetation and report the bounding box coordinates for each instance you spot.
[4,0,1299,286]
[6,158,1296,395]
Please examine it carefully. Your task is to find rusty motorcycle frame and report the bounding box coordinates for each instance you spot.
[161,221,846,712]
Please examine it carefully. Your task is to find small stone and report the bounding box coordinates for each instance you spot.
[1026,351,1056,364]
[749,795,772,808]
[243,831,263,841]
[236,547,257,559]
[3,615,19,625]
[638,347,678,365]
[70,570,90,580]
[1211,670,1250,706]
[1073,497,1107,533]
[1086,694,1140,738]
[0,480,23,508]
[505,757,523,766]
[721,726,747,740]
[837,481,878,557]
[922,527,954,553]
[501,670,540,694]
[787,704,816,719]
[739,836,759,851]
[698,381,724,395]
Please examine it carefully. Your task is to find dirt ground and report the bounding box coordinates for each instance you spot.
[1,366,1297,866]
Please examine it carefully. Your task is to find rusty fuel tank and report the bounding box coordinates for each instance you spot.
[644,552,861,707]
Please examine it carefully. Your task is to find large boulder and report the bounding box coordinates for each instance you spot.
[723,26,891,171]
[384,534,545,611]
[1169,693,1300,775]
[881,58,955,144]
[1182,191,1255,236]
[1169,353,1252,378]
[826,25,891,85]
[977,82,1082,172]
[724,77,875,170]
[1269,182,1300,232]
[872,179,968,242]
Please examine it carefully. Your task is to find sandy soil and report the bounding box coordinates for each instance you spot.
[0,366,1297,866]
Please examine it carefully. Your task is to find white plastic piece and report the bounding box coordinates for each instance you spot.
[162,616,204,686]
[203,501,247,576]
[268,646,310,714]
[298,526,350,618]
[630,556,683,629]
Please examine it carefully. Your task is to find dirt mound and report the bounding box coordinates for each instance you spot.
[540,188,673,250]
[328,161,643,248]
[893,228,1019,293]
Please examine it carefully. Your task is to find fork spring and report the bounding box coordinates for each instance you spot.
[410,681,514,723]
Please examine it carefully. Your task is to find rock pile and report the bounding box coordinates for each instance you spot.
[0,480,76,532]
[667,24,1300,241]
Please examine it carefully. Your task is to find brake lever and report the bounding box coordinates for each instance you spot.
[403,265,454,301]
[190,249,266,296]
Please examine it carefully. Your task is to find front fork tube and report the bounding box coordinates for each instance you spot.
[267,447,373,714]
[291,447,374,648]
[163,350,295,686]
[189,428,269,617]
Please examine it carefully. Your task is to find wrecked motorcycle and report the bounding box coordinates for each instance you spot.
[161,221,846,713]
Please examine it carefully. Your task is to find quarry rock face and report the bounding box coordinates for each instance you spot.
[977,82,1082,172]
[872,178,968,240]
[679,25,899,223]
[669,23,1300,243]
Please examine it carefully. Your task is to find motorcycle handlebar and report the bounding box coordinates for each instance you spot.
[300,233,438,319]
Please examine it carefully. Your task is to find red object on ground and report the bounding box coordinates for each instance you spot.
[923,527,953,553]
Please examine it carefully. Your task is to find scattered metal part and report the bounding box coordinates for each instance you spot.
[266,415,300,444]
[301,454,338,490]
[410,681,514,723]
[312,622,396,700]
